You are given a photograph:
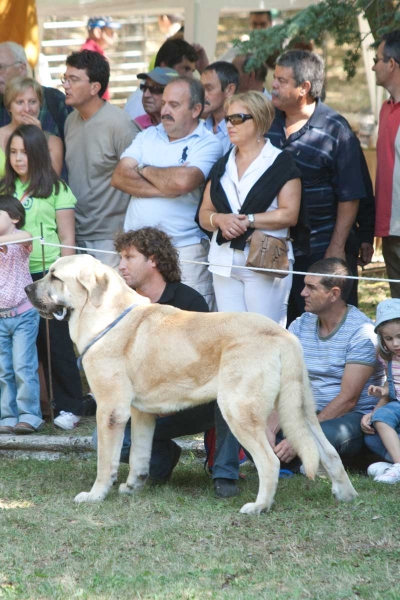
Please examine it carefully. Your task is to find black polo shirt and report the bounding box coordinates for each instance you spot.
[157,281,209,313]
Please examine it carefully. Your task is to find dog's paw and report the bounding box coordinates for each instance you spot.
[239,502,265,515]
[74,491,104,504]
[118,483,134,495]
[332,482,358,502]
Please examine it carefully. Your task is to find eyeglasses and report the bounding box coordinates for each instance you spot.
[373,56,389,65]
[224,113,254,126]
[0,61,23,74]
[140,83,165,95]
[61,76,90,85]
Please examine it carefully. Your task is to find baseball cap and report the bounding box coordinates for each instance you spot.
[137,67,179,86]
[87,17,121,30]
[374,299,400,332]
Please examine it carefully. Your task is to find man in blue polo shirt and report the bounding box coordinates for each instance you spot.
[111,77,223,309]
[267,50,374,322]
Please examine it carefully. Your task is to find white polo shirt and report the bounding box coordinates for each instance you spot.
[204,115,232,154]
[123,121,223,247]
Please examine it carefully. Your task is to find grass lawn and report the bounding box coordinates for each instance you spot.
[0,262,395,600]
[0,457,399,600]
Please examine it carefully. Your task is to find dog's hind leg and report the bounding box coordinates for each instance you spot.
[119,407,156,495]
[75,404,130,503]
[218,390,280,516]
[307,418,358,501]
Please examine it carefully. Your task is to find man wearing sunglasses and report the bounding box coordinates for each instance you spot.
[135,67,179,130]
[373,30,400,298]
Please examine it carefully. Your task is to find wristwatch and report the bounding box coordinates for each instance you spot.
[247,214,255,228]
[136,163,148,177]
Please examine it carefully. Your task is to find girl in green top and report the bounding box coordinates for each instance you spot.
[0,124,84,429]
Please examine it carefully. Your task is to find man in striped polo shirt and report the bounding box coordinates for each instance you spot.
[272,258,384,465]
[267,50,374,323]
[373,30,400,298]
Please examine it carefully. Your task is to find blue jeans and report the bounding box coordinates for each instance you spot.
[93,402,216,480]
[0,309,43,428]
[319,412,364,456]
[365,401,400,462]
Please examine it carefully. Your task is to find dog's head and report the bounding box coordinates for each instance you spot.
[25,255,111,321]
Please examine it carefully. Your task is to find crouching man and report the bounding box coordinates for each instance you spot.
[271,258,384,466]
[93,227,217,484]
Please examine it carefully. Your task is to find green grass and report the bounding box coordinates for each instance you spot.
[0,458,399,600]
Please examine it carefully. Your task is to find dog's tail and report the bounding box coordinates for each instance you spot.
[276,335,320,479]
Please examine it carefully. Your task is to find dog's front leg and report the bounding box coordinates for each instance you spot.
[75,405,130,503]
[119,407,156,495]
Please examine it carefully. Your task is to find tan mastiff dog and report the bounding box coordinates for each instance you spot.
[26,255,357,514]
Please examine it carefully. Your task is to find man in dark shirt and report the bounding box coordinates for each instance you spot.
[93,227,215,483]
[267,49,374,322]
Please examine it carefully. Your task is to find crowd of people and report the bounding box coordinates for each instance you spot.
[0,16,400,495]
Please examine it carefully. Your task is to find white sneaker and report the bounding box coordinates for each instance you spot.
[367,461,392,478]
[375,462,400,484]
[54,412,81,431]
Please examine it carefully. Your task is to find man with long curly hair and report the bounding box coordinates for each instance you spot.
[93,227,215,484]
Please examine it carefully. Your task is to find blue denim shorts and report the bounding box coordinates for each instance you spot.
[371,401,400,431]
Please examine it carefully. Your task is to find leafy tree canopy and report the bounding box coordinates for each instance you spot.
[237,0,400,78]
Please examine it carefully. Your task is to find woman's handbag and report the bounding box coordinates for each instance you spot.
[246,231,290,278]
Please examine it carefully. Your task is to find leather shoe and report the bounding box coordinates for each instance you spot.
[14,422,35,434]
[0,425,14,434]
[147,444,182,486]
[213,478,240,498]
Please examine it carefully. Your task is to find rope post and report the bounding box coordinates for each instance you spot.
[40,225,55,430]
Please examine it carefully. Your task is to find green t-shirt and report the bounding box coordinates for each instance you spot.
[0,146,5,178]
[15,178,77,273]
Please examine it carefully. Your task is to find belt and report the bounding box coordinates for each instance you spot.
[0,300,33,318]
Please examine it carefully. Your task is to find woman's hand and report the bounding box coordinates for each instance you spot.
[361,412,375,435]
[19,112,42,129]
[215,213,248,240]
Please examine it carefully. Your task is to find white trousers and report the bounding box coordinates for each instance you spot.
[178,239,216,311]
[212,250,293,327]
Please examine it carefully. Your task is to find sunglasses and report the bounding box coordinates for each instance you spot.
[373,56,389,65]
[140,83,165,94]
[224,113,254,126]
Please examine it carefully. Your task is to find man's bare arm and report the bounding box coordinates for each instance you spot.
[111,158,165,197]
[141,165,205,197]
[317,363,375,422]
[324,199,359,260]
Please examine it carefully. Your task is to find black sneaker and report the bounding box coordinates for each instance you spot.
[213,478,240,498]
[82,393,97,416]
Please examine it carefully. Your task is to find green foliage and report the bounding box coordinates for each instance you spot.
[237,0,400,78]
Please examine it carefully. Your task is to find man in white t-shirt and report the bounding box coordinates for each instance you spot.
[272,257,384,465]
[111,77,223,308]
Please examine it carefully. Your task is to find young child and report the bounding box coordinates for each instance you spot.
[0,194,43,434]
[362,298,400,483]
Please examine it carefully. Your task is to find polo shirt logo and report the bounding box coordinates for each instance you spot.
[179,146,189,164]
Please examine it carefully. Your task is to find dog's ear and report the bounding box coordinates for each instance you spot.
[76,268,109,308]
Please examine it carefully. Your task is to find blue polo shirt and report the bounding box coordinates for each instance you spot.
[267,99,367,255]
[204,115,232,154]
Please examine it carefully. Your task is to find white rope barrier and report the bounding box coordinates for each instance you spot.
[0,236,395,284]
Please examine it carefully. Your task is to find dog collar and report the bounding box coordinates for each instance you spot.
[77,303,138,371]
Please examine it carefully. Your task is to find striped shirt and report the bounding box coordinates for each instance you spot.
[375,99,400,237]
[289,306,384,414]
[379,355,400,401]
[267,99,368,255]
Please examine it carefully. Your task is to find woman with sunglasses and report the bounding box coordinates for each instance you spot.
[198,91,302,327]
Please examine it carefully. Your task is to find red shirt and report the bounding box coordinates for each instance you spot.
[375,99,400,237]
[80,39,110,101]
